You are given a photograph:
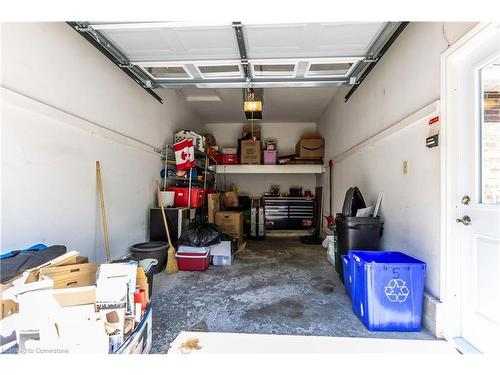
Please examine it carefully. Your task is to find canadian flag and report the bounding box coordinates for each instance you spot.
[173,138,195,171]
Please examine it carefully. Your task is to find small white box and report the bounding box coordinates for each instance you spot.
[209,241,232,257]
[222,147,237,155]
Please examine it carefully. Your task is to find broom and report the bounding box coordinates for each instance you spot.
[156,180,178,274]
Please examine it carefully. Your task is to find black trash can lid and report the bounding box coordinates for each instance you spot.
[342,187,366,217]
[130,241,168,252]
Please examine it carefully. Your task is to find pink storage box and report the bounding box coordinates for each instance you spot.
[263,150,277,165]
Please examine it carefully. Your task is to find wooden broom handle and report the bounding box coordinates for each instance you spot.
[96,161,111,262]
[156,181,173,245]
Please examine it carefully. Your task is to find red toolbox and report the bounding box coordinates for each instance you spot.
[176,250,211,271]
[221,154,238,165]
[167,187,206,207]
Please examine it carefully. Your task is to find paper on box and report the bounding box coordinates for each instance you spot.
[97,262,137,315]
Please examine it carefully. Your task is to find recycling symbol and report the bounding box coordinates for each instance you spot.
[384,279,410,303]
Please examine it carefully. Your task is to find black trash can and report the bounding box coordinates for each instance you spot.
[335,215,382,279]
[130,241,168,273]
[334,187,383,281]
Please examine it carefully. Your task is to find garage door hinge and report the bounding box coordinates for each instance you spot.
[75,25,93,33]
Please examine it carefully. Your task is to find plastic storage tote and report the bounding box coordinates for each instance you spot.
[341,254,352,298]
[166,187,206,208]
[176,249,211,271]
[263,150,277,165]
[221,154,238,165]
[350,250,426,331]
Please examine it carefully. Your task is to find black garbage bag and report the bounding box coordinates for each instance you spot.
[179,216,221,247]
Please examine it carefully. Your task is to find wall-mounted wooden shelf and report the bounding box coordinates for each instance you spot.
[216,164,325,174]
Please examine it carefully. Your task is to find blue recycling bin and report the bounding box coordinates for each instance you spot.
[341,255,352,299]
[350,251,426,331]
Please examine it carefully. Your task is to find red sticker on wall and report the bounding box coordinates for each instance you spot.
[428,116,440,125]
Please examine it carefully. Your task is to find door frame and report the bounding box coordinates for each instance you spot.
[440,22,499,348]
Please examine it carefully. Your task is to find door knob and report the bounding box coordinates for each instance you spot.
[461,195,471,205]
[456,215,472,226]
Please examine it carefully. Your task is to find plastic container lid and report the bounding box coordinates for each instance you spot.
[341,187,366,217]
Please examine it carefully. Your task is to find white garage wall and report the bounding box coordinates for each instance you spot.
[317,22,477,299]
[1,22,202,260]
[205,122,317,196]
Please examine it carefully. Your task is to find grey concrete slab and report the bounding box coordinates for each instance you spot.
[150,237,434,353]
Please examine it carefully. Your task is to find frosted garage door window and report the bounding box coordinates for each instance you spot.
[306,62,352,77]
[253,64,296,77]
[481,59,500,204]
[198,65,241,77]
[145,66,190,79]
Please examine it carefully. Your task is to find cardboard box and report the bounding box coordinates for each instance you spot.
[1,282,18,318]
[223,191,239,208]
[242,124,261,140]
[207,193,221,223]
[16,286,108,354]
[240,140,261,164]
[97,262,137,315]
[215,211,243,243]
[296,138,325,159]
[39,263,97,289]
[136,267,150,306]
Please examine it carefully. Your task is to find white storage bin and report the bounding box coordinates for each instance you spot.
[160,191,175,207]
[209,241,232,257]
[212,255,233,266]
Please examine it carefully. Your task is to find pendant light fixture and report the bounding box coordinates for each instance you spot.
[243,88,263,120]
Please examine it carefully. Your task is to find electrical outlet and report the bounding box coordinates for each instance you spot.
[403,161,408,175]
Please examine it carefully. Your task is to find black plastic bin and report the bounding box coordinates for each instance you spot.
[130,241,168,273]
[335,215,383,280]
[334,187,383,282]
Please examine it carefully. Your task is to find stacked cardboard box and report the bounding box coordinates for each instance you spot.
[215,211,244,245]
[1,251,151,354]
[295,135,325,159]
[240,140,262,164]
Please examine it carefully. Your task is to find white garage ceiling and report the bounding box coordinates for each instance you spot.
[161,87,339,123]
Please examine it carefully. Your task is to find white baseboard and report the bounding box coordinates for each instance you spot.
[422,292,445,338]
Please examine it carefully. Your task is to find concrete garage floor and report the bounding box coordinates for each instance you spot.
[150,237,433,353]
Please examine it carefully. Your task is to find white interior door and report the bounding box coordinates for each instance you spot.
[458,25,500,354]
